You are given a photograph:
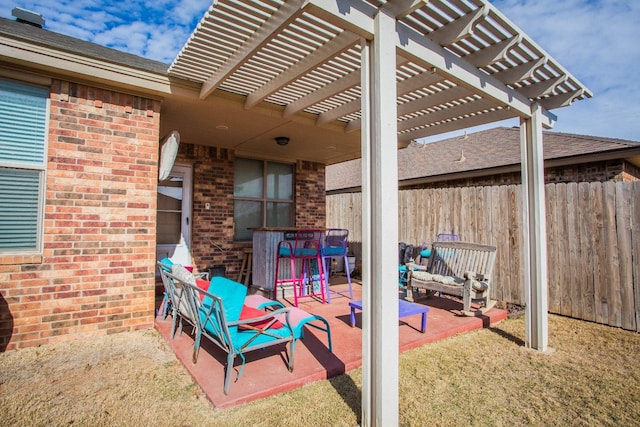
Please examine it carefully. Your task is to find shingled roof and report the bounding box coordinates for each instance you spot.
[0,17,168,74]
[326,127,640,192]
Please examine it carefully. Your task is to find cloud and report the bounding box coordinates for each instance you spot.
[0,0,209,62]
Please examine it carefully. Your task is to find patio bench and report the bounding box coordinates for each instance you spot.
[405,241,497,316]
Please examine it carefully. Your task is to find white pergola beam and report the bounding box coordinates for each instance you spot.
[283,68,360,118]
[303,0,560,129]
[245,30,360,109]
[492,57,546,85]
[399,105,513,142]
[398,97,495,132]
[518,75,566,99]
[428,5,488,45]
[464,36,520,68]
[397,85,472,116]
[539,89,584,110]
[395,21,553,126]
[303,0,376,38]
[199,0,305,99]
[397,71,444,97]
[345,72,446,132]
[317,97,360,125]
[382,0,428,19]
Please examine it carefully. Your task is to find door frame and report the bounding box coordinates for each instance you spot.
[156,163,193,267]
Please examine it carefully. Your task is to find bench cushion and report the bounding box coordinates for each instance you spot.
[412,270,464,285]
[411,270,488,292]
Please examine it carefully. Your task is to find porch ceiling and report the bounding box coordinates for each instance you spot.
[164,0,591,165]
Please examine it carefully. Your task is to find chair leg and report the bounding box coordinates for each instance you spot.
[291,256,299,307]
[273,255,280,301]
[288,341,295,372]
[192,332,202,364]
[317,256,326,303]
[170,314,178,340]
[344,254,353,299]
[224,353,235,395]
[462,279,473,315]
[177,317,184,337]
[323,257,332,303]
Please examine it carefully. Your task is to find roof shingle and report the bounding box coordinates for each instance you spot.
[326,127,640,191]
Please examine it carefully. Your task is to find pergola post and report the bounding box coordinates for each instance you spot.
[360,9,399,427]
[520,103,549,352]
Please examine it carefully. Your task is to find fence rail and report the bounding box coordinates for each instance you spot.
[327,181,640,331]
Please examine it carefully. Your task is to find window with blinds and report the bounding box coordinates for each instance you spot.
[0,79,48,253]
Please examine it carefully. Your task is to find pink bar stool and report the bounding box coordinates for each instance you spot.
[274,229,326,306]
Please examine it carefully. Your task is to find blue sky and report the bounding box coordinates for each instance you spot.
[1,0,638,142]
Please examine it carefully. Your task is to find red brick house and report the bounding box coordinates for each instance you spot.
[0,16,344,350]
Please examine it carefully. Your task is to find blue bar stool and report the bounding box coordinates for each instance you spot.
[321,228,353,302]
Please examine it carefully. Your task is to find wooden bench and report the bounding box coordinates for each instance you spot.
[405,241,497,316]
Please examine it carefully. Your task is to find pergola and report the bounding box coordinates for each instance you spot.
[167,0,591,424]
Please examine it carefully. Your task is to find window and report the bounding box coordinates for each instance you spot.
[0,79,48,253]
[234,158,294,240]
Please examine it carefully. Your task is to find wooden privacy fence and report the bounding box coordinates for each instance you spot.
[326,181,640,331]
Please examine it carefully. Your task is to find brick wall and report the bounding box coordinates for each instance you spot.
[295,160,326,228]
[406,159,640,190]
[177,144,242,278]
[181,148,327,280]
[622,161,640,182]
[0,79,160,350]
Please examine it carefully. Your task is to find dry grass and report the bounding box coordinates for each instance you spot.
[1,314,639,426]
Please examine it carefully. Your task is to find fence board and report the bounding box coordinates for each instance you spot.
[578,182,594,321]
[490,186,503,301]
[616,183,635,330]
[509,185,523,304]
[565,183,580,319]
[591,183,606,325]
[632,183,640,332]
[555,183,572,317]
[545,184,560,313]
[602,182,621,327]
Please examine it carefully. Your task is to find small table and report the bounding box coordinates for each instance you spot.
[348,299,429,333]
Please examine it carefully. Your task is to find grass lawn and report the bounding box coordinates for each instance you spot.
[1,314,638,426]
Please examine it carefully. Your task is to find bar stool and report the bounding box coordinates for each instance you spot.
[321,228,353,302]
[274,229,326,306]
[236,248,252,286]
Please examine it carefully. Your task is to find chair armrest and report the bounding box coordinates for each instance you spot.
[464,271,477,280]
[406,262,426,272]
[463,271,488,282]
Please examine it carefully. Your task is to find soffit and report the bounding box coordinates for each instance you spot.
[168,0,591,161]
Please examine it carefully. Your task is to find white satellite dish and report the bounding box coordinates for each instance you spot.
[158,130,180,181]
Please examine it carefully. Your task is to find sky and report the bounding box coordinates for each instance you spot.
[1,0,638,142]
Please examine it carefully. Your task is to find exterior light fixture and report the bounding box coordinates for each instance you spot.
[275,136,289,146]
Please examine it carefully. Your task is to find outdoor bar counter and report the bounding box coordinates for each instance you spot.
[251,227,322,298]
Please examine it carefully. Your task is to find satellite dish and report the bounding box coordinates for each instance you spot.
[158,130,180,181]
